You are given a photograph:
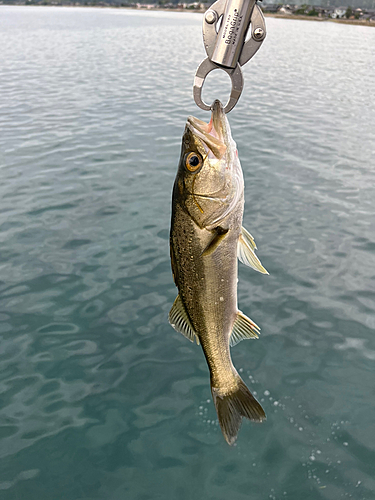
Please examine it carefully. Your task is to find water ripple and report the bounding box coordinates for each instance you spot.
[0,7,374,500]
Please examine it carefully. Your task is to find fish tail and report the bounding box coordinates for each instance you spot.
[211,374,266,446]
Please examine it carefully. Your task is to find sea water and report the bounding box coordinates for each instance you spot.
[0,6,375,499]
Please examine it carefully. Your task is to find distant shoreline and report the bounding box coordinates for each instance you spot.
[264,12,375,27]
[2,4,375,27]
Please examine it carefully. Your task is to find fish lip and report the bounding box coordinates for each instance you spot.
[186,100,228,158]
[211,99,226,141]
[187,100,225,142]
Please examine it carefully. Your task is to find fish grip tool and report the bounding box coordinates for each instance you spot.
[193,0,266,113]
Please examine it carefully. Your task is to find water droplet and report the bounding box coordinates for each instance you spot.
[264,390,270,396]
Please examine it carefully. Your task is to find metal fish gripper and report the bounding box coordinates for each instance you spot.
[193,0,266,113]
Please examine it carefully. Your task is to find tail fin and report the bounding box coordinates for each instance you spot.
[212,375,266,446]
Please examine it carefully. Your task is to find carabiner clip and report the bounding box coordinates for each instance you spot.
[193,0,266,113]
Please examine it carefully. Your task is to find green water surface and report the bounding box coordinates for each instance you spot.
[0,6,375,500]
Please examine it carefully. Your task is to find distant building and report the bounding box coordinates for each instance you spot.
[261,4,280,13]
[364,8,375,20]
[185,2,202,9]
[332,6,347,18]
[278,5,293,14]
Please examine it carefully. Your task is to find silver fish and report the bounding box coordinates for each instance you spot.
[169,100,268,445]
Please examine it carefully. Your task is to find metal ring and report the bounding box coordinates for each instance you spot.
[193,58,244,114]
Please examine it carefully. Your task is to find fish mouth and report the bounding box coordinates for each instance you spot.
[186,100,228,159]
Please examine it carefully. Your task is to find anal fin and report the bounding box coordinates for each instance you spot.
[168,295,199,345]
[237,226,269,275]
[230,310,261,347]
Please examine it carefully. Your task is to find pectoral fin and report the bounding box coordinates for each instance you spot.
[202,227,228,257]
[168,295,199,345]
[230,310,261,347]
[238,226,269,275]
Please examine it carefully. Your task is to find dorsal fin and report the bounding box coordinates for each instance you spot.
[168,295,200,345]
[237,226,269,274]
[230,310,260,347]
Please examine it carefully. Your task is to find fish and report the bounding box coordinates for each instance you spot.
[169,99,268,445]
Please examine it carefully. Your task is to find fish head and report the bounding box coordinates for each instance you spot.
[175,100,244,229]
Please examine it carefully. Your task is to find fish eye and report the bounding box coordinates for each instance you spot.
[185,152,203,172]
